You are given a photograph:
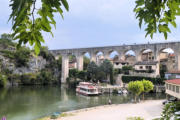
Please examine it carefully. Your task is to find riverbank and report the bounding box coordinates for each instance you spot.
[39,100,164,120]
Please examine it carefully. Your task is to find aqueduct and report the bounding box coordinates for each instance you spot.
[50,42,180,83]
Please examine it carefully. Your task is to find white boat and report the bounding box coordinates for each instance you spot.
[118,89,128,94]
[76,82,99,96]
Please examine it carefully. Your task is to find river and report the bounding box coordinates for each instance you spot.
[0,86,165,120]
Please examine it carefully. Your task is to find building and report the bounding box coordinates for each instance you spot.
[165,71,180,80]
[113,59,129,69]
[141,51,154,61]
[134,61,159,77]
[165,79,180,99]
[125,54,136,65]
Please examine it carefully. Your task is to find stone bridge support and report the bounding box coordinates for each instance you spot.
[61,54,69,83]
[76,54,84,71]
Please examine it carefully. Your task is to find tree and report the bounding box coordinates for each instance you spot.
[141,79,154,100]
[160,64,167,78]
[83,56,90,70]
[9,0,69,54]
[128,81,144,103]
[122,65,133,74]
[87,61,98,82]
[134,0,180,39]
[14,46,31,67]
[100,59,113,79]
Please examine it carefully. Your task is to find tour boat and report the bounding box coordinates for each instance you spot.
[76,82,99,96]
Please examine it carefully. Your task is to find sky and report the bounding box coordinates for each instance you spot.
[0,0,180,50]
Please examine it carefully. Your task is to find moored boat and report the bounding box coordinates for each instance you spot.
[76,82,99,96]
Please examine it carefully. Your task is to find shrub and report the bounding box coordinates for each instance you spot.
[0,74,7,87]
[122,76,165,85]
[112,89,118,94]
[20,73,37,85]
[127,117,144,120]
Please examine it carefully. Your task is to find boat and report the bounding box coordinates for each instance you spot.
[118,89,128,95]
[76,82,99,96]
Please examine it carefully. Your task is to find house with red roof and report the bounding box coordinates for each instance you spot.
[165,79,180,99]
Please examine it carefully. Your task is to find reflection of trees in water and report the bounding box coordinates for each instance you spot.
[0,86,166,120]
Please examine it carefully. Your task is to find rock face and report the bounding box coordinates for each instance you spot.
[13,56,47,74]
[0,54,47,75]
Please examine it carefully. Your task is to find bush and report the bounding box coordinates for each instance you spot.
[37,70,58,85]
[122,76,165,85]
[112,89,118,94]
[0,74,7,87]
[20,73,37,85]
[127,117,144,120]
[14,47,31,67]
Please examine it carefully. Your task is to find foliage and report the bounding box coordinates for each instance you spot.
[0,46,31,67]
[0,74,7,87]
[122,76,165,85]
[69,69,79,78]
[112,89,118,94]
[127,117,144,120]
[142,79,154,93]
[110,69,115,85]
[141,79,154,100]
[20,73,37,85]
[134,0,180,39]
[87,61,98,82]
[160,64,167,78]
[100,59,113,78]
[14,47,31,67]
[9,0,69,54]
[83,56,90,70]
[77,70,87,80]
[37,69,59,85]
[122,65,133,71]
[128,81,144,102]
[160,101,180,120]
[0,34,15,48]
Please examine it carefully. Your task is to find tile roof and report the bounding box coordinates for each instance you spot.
[166,79,180,85]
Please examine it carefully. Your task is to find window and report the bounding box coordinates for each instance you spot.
[173,85,175,92]
[169,84,172,90]
[166,84,168,89]
[116,63,119,65]
[140,66,143,69]
[176,86,179,93]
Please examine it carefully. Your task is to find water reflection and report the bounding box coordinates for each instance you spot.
[0,86,165,120]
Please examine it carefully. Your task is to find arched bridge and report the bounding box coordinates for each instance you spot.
[50,42,180,83]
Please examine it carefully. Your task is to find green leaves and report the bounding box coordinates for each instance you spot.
[9,0,69,55]
[134,0,180,39]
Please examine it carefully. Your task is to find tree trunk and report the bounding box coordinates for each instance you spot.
[143,92,145,101]
[134,95,137,103]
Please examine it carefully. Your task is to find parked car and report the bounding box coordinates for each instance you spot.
[162,97,178,105]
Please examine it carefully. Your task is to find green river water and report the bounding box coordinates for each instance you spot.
[0,86,165,120]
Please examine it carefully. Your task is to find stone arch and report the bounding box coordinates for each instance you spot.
[68,53,77,70]
[158,48,176,72]
[109,50,119,60]
[124,50,136,65]
[82,52,91,70]
[139,49,154,61]
[95,51,104,65]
